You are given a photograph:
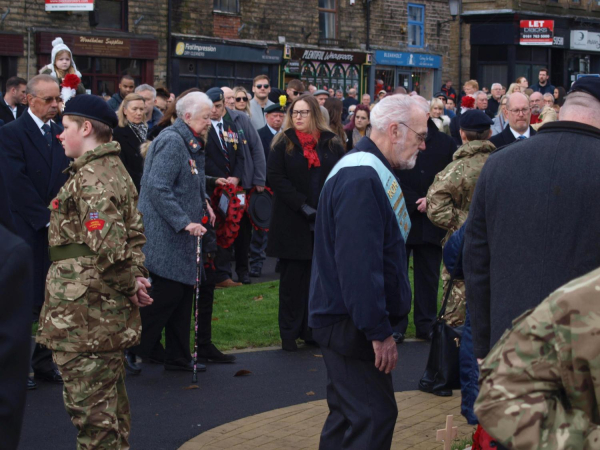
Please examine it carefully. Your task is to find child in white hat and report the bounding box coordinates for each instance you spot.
[39,37,86,94]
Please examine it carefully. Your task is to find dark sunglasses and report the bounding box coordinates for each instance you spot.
[235,97,248,102]
[292,91,301,96]
[255,84,269,89]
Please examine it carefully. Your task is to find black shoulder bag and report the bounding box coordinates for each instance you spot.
[418,246,464,397]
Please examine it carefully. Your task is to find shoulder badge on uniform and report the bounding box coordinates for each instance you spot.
[89,212,99,220]
[85,212,105,231]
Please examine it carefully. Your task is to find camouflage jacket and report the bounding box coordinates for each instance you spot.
[36,142,148,353]
[426,140,495,244]
[475,267,600,449]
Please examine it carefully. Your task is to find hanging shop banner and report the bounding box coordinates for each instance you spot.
[374,51,441,68]
[291,47,368,65]
[520,20,554,46]
[45,0,94,11]
[174,40,282,63]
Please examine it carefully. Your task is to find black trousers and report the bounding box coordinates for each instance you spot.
[130,273,193,366]
[396,244,442,336]
[319,345,397,449]
[278,259,312,341]
[214,215,252,283]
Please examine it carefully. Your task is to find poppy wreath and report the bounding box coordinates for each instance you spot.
[246,186,273,232]
[210,183,245,249]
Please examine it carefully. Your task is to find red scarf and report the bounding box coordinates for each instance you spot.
[295,130,321,169]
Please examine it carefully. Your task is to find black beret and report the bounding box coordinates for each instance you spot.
[568,76,600,102]
[206,87,224,103]
[459,109,494,132]
[63,94,118,128]
[265,103,287,114]
[434,91,448,99]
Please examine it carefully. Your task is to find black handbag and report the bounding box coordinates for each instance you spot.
[418,251,464,397]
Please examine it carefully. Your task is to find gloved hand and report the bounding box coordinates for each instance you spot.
[300,203,317,222]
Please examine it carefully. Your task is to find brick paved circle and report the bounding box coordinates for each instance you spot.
[179,390,475,449]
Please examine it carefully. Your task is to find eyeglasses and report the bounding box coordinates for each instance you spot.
[32,95,61,104]
[399,123,427,143]
[508,108,531,115]
[291,91,301,96]
[291,110,310,118]
[256,84,269,89]
[235,97,248,102]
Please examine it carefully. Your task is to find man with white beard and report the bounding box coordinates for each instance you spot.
[308,94,428,450]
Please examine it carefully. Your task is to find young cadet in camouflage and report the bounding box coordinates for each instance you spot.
[36,95,153,450]
[426,110,495,326]
[475,266,600,449]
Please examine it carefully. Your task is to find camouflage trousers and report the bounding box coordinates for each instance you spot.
[441,264,466,327]
[52,351,131,450]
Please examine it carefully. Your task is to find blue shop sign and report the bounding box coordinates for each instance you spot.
[375,51,441,68]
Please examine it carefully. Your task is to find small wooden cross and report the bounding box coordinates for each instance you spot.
[436,414,458,450]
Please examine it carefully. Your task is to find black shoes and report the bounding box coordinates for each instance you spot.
[164,359,207,372]
[34,368,63,384]
[124,351,141,376]
[393,332,405,344]
[249,269,261,278]
[282,339,298,352]
[239,273,252,285]
[197,344,236,363]
[27,377,37,390]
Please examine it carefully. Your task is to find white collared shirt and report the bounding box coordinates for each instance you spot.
[211,119,226,147]
[267,124,280,136]
[509,126,530,140]
[27,108,50,135]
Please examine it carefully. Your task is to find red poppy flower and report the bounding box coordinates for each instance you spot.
[52,198,59,209]
[201,216,208,224]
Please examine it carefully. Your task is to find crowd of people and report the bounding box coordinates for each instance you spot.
[2,34,600,449]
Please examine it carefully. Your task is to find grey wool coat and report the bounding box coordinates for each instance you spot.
[138,118,206,285]
[227,108,266,189]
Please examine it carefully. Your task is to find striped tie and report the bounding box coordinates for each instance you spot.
[217,123,231,174]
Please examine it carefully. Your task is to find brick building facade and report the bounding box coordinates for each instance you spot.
[0,0,455,98]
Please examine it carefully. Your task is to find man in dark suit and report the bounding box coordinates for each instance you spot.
[249,103,285,278]
[204,88,245,288]
[489,92,536,149]
[0,223,33,450]
[0,74,70,387]
[0,76,27,126]
[394,118,456,342]
[465,77,600,359]
[341,87,359,121]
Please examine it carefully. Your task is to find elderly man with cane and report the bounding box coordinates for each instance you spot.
[309,94,429,449]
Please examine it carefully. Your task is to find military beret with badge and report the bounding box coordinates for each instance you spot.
[205,87,224,103]
[63,94,118,128]
[459,109,494,132]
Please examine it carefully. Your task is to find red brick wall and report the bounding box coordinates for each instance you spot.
[213,13,241,40]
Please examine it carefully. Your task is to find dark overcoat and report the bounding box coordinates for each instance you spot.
[488,124,536,150]
[266,129,344,260]
[205,118,245,180]
[396,118,456,247]
[0,99,25,126]
[113,125,144,193]
[0,111,69,307]
[258,125,276,163]
[465,121,600,359]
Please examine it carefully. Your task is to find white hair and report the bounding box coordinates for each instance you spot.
[135,84,156,98]
[474,90,487,99]
[176,91,213,118]
[543,93,554,103]
[370,94,429,133]
[491,83,502,90]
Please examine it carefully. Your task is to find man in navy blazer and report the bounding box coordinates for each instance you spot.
[0,74,70,386]
[489,92,536,150]
[0,76,27,126]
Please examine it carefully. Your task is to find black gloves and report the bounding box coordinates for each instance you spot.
[300,204,317,222]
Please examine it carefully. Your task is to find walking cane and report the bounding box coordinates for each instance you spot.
[192,234,202,384]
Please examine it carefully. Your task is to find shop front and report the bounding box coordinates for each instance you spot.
[373,51,441,99]
[36,31,158,96]
[0,33,23,92]
[171,37,283,94]
[282,46,371,96]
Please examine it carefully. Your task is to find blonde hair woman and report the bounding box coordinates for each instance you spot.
[506,83,522,96]
[114,93,147,191]
[233,86,251,116]
[430,98,450,135]
[267,95,345,351]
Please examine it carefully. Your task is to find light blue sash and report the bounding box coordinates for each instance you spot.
[325,152,411,242]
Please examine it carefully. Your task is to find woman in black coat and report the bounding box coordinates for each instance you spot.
[113,93,148,192]
[267,95,345,351]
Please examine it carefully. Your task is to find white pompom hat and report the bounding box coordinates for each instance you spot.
[44,37,82,78]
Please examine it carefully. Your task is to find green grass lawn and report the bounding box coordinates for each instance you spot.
[201,259,445,351]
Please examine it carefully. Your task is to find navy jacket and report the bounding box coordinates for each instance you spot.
[113,125,143,193]
[465,121,600,359]
[489,124,536,150]
[205,118,245,180]
[309,137,411,342]
[0,98,25,126]
[258,124,276,163]
[0,112,69,306]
